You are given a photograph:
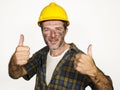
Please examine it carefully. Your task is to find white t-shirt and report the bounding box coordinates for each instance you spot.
[46,49,69,85]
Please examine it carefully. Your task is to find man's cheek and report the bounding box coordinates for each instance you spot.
[43,34,49,38]
[57,32,63,37]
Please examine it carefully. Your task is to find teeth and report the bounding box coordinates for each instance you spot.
[50,39,57,42]
[50,40,57,44]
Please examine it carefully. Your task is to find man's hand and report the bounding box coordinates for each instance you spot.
[74,44,98,77]
[13,34,30,66]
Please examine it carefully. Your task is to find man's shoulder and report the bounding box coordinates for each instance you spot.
[69,43,85,54]
[33,46,49,56]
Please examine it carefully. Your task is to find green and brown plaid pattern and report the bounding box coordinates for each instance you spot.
[23,43,96,90]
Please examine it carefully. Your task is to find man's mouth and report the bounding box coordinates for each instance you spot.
[49,39,58,45]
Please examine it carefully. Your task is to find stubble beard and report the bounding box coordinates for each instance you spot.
[45,38,65,51]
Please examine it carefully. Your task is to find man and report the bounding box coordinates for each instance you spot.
[9,2,113,90]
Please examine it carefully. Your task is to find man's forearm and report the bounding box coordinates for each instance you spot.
[90,68,113,90]
[8,57,27,79]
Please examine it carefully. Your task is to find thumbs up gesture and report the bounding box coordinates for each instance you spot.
[74,44,98,77]
[13,34,30,66]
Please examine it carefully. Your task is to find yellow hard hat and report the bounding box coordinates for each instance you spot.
[38,2,69,26]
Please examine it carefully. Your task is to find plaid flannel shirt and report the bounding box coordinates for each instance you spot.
[23,43,96,90]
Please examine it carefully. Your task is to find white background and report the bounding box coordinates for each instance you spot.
[0,0,120,90]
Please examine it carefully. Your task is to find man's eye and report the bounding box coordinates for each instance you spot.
[43,28,49,31]
[56,28,63,31]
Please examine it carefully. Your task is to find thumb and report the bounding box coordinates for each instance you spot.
[87,44,92,56]
[18,34,24,46]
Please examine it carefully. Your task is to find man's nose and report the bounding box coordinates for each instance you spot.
[50,30,56,37]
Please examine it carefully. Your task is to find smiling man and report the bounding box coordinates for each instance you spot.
[9,2,113,90]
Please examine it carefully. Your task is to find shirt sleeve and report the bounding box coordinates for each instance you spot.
[83,75,96,89]
[23,53,41,80]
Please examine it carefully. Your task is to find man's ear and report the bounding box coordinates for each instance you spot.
[65,28,68,35]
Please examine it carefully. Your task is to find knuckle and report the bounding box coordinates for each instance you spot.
[24,46,30,51]
[75,53,82,58]
[16,46,21,51]
[16,46,30,51]
[16,59,27,65]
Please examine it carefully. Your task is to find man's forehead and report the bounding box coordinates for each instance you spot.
[43,20,63,25]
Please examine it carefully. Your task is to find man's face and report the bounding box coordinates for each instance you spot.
[42,20,67,50]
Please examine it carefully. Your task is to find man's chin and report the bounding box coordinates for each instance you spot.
[49,45,59,50]
[49,47,58,50]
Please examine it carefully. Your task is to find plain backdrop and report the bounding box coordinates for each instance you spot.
[0,0,120,90]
